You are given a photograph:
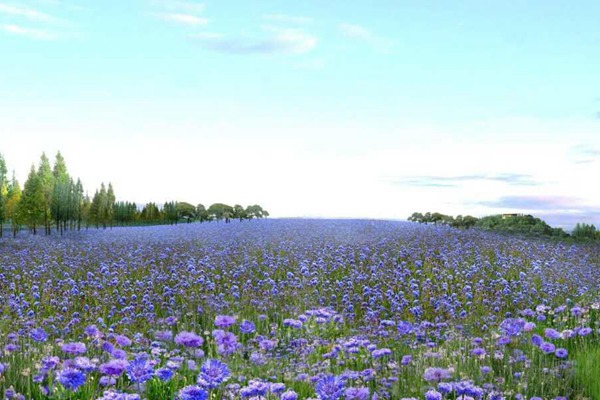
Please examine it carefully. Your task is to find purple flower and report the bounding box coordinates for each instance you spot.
[531,334,543,346]
[281,390,299,400]
[178,385,208,400]
[215,315,237,329]
[397,321,413,335]
[372,348,392,358]
[99,359,129,376]
[115,335,132,347]
[544,328,561,340]
[213,330,239,355]
[540,342,556,354]
[175,331,204,348]
[239,320,256,334]
[57,368,86,391]
[401,355,413,365]
[197,359,230,389]
[425,390,442,400]
[315,375,345,400]
[423,367,451,382]
[30,328,48,343]
[579,327,593,336]
[126,355,154,383]
[555,348,568,358]
[344,387,370,400]
[61,342,87,355]
[156,368,174,381]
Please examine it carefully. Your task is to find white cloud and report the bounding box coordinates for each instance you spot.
[2,23,57,39]
[0,3,58,22]
[339,22,393,52]
[191,28,317,55]
[156,12,207,25]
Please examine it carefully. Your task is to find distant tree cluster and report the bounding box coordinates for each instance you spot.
[409,211,598,241]
[113,201,269,226]
[571,223,600,241]
[0,151,269,237]
[408,212,478,229]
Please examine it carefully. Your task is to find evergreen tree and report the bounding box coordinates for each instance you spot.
[0,153,7,237]
[37,153,55,235]
[6,172,22,237]
[20,165,45,234]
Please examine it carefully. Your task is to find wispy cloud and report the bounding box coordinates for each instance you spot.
[0,3,58,22]
[263,14,313,25]
[478,195,600,229]
[595,111,600,119]
[156,12,207,25]
[190,28,317,55]
[480,195,582,211]
[390,173,540,188]
[569,144,600,164]
[2,23,57,39]
[339,22,393,52]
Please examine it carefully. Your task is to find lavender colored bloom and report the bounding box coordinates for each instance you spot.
[175,331,204,348]
[544,328,561,340]
[156,367,174,381]
[555,348,568,358]
[126,355,154,383]
[30,328,48,342]
[401,355,413,365]
[315,375,345,400]
[178,385,208,400]
[540,342,556,354]
[437,382,453,394]
[0,363,4,374]
[281,390,299,400]
[115,335,132,347]
[97,390,141,400]
[579,327,593,336]
[74,357,96,372]
[372,348,392,358]
[425,390,442,400]
[270,383,286,394]
[531,334,543,346]
[283,319,303,329]
[99,359,129,376]
[61,342,87,355]
[155,330,173,341]
[397,321,413,335]
[215,315,237,329]
[239,320,256,334]
[57,368,86,391]
[471,347,486,357]
[344,387,370,400]
[423,367,451,382]
[197,359,230,389]
[213,329,239,355]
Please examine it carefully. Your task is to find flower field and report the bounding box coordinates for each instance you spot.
[1,219,600,400]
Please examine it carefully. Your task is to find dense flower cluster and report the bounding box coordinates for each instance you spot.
[0,219,599,399]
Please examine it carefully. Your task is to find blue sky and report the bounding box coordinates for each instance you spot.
[1,0,599,227]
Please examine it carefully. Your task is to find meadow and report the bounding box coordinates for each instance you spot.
[1,219,600,400]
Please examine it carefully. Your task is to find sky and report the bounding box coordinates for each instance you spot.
[1,0,599,228]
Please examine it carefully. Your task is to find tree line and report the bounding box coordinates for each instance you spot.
[408,211,599,241]
[0,151,269,237]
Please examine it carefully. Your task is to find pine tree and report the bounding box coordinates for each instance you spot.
[20,166,45,234]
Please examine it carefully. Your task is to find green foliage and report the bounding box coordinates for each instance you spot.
[408,211,478,229]
[572,223,599,241]
[475,214,569,238]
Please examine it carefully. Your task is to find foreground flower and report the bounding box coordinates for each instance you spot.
[57,368,86,391]
[61,342,87,355]
[423,367,451,382]
[99,359,129,376]
[175,331,204,348]
[178,385,208,400]
[197,359,230,389]
[315,374,345,400]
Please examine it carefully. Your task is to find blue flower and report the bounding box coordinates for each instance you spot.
[197,359,230,389]
[315,374,345,400]
[155,368,174,382]
[175,331,204,348]
[57,368,86,391]
[239,320,256,334]
[30,328,48,343]
[126,354,154,383]
[178,385,208,400]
